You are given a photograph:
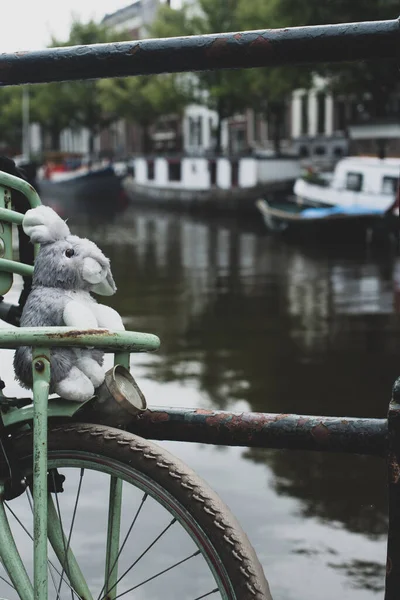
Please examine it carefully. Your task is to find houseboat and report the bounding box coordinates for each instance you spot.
[293,156,400,212]
[122,154,301,214]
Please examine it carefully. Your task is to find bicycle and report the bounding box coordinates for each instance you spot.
[0,169,272,600]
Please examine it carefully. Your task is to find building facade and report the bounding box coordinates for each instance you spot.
[54,1,399,162]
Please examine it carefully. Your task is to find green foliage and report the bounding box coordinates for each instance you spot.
[99,74,190,150]
[237,0,311,153]
[0,88,24,149]
[255,0,400,119]
[151,1,251,152]
[49,20,132,152]
[30,83,76,151]
[99,74,190,124]
[26,20,130,153]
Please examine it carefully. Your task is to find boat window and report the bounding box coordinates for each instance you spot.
[147,160,155,181]
[168,160,181,182]
[382,176,399,195]
[345,171,363,192]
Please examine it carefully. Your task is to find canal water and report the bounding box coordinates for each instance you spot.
[4,202,398,599]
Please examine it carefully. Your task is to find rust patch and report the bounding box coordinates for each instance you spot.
[205,37,231,59]
[128,45,141,55]
[274,413,290,421]
[297,417,310,427]
[311,423,330,443]
[249,35,272,50]
[15,51,29,57]
[387,556,392,575]
[389,452,400,484]
[234,33,242,40]
[341,419,349,425]
[144,410,169,423]
[195,408,214,415]
[47,328,112,339]
[204,412,266,433]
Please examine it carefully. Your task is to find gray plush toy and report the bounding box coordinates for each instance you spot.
[14,205,124,401]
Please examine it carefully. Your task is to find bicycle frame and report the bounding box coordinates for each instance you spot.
[0,173,160,599]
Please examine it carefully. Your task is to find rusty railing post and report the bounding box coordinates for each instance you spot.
[385,378,400,598]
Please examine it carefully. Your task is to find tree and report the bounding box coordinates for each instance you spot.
[257,0,400,124]
[30,83,76,151]
[48,20,130,154]
[0,87,24,151]
[99,74,190,153]
[238,0,311,155]
[151,0,250,153]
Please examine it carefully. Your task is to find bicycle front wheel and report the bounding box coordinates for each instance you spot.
[2,423,272,600]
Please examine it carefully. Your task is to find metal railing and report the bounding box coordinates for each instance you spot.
[3,16,400,598]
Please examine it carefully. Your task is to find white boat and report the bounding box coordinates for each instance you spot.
[122,155,302,214]
[293,156,400,213]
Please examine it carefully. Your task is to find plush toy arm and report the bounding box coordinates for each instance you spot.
[63,300,98,329]
[93,304,125,330]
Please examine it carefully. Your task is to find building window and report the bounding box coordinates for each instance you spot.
[382,176,399,195]
[317,93,326,135]
[197,116,203,147]
[147,160,154,180]
[168,160,181,182]
[346,172,363,192]
[336,100,346,131]
[209,160,217,185]
[314,145,326,156]
[299,145,309,157]
[253,113,260,143]
[188,116,203,148]
[209,117,215,145]
[300,94,309,135]
[333,146,344,158]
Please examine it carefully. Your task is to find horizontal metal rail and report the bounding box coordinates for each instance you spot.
[0,18,399,85]
[131,407,388,456]
[0,328,160,352]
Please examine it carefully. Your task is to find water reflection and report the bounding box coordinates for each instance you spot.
[69,205,398,597]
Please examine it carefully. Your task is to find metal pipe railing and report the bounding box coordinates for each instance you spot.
[130,407,388,456]
[0,18,399,85]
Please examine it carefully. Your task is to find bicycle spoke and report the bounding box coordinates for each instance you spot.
[193,590,219,599]
[0,572,16,591]
[6,493,79,599]
[63,468,84,600]
[96,492,148,600]
[52,471,72,599]
[115,549,201,599]
[105,517,177,597]
[48,561,61,598]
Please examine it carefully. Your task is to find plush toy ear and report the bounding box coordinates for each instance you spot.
[23,206,70,243]
[91,269,117,296]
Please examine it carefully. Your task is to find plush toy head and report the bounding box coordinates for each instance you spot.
[23,205,116,296]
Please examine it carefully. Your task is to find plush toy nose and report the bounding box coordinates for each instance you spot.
[82,257,104,284]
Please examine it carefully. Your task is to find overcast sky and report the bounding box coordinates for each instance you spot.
[2,0,180,53]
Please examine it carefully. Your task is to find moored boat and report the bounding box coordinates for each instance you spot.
[255,197,397,241]
[38,164,122,211]
[122,154,301,215]
[293,156,400,213]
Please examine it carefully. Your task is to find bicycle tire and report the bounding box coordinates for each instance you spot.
[10,422,272,600]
